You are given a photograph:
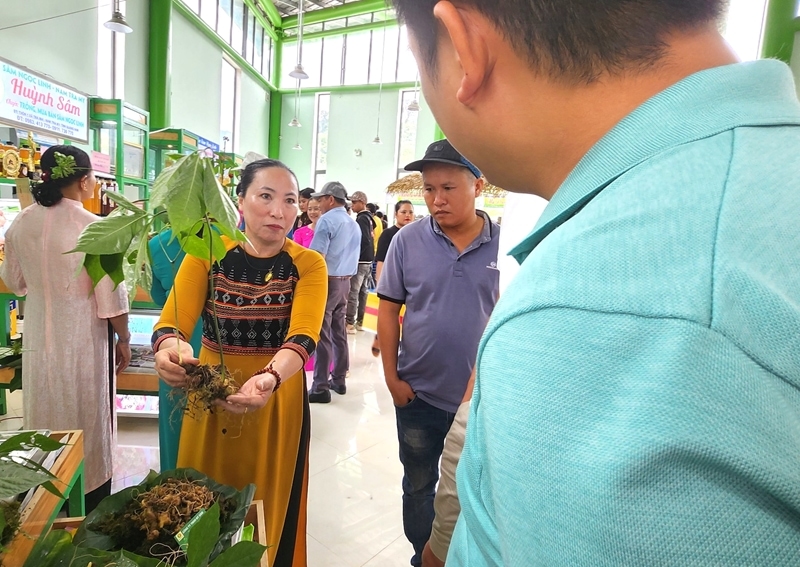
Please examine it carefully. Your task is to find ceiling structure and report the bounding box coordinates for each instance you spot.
[270,0,355,17]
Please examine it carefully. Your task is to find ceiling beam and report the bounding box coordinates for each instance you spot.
[256,0,283,28]
[281,0,388,28]
[282,17,398,41]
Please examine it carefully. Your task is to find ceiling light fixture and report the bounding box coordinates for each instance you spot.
[408,73,420,112]
[289,0,309,80]
[104,0,132,33]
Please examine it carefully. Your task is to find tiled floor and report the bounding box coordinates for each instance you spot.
[3,331,413,566]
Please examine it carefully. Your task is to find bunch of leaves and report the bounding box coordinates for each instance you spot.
[0,433,65,548]
[74,468,256,565]
[70,153,244,305]
[23,502,265,567]
[0,501,20,546]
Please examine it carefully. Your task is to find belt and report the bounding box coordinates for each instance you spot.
[328,275,352,280]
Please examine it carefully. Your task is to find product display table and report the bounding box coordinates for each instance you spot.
[2,430,86,567]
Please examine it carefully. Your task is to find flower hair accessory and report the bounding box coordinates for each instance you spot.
[51,152,78,180]
[40,170,50,182]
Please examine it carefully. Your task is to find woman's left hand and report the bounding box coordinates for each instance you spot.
[216,372,279,414]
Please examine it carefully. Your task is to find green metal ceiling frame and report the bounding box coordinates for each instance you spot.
[281,0,389,29]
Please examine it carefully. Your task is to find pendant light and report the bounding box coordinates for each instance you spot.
[288,79,302,127]
[407,73,420,112]
[289,0,309,80]
[372,17,389,145]
[104,0,132,33]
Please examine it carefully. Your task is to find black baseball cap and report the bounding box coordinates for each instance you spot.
[404,139,482,178]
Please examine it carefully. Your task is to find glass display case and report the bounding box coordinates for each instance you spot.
[148,128,201,182]
[89,100,150,206]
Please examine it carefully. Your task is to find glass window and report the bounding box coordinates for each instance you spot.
[220,58,238,152]
[396,26,418,83]
[305,23,324,34]
[397,90,420,178]
[200,0,217,29]
[246,13,256,63]
[343,31,371,85]
[324,18,348,30]
[263,36,273,79]
[254,26,264,75]
[217,0,232,43]
[370,27,400,84]
[301,38,323,88]
[345,14,371,26]
[314,93,331,172]
[721,0,769,61]
[183,0,200,13]
[283,42,298,78]
[321,35,344,87]
[232,0,244,54]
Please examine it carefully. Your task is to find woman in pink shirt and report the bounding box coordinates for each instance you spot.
[292,197,321,248]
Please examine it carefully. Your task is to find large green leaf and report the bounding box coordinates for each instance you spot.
[209,541,267,567]
[0,432,66,454]
[186,502,220,567]
[84,254,106,290]
[104,190,142,214]
[202,164,238,239]
[70,213,148,256]
[150,158,182,209]
[23,529,161,567]
[163,154,207,235]
[178,227,227,264]
[100,253,125,289]
[0,460,54,499]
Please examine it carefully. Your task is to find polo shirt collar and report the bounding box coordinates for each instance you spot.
[431,209,494,249]
[510,60,800,264]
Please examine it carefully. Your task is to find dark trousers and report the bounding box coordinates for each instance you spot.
[346,263,372,326]
[313,277,351,392]
[84,478,112,514]
[395,397,456,566]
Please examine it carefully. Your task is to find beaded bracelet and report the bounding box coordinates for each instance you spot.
[253,363,282,393]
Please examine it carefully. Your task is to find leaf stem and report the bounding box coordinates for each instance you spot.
[206,217,227,377]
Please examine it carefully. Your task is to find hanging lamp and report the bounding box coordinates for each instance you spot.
[289,79,302,127]
[289,0,309,80]
[372,16,389,145]
[407,73,420,111]
[104,0,132,33]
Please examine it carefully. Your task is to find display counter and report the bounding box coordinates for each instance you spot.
[2,430,86,567]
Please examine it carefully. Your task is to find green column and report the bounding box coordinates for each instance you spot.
[434,124,445,141]
[268,92,283,159]
[760,0,798,63]
[149,0,172,129]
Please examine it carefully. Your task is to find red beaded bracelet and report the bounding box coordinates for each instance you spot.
[253,363,282,392]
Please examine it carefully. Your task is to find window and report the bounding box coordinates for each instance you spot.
[321,36,345,87]
[396,90,420,179]
[220,58,239,152]
[232,0,245,54]
[302,38,324,88]
[396,26,418,83]
[369,27,400,84]
[246,14,256,64]
[217,0,232,43]
[343,31,371,85]
[254,27,264,75]
[200,0,217,30]
[184,0,200,13]
[721,0,769,61]
[313,94,331,189]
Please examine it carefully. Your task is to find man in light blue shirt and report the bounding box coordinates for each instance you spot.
[309,182,361,403]
[391,0,800,565]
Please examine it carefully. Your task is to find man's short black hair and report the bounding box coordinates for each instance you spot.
[392,0,727,83]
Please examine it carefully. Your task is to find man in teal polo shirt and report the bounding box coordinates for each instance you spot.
[390,0,800,565]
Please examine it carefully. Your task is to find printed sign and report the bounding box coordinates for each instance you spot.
[197,136,220,152]
[91,151,111,174]
[0,56,89,143]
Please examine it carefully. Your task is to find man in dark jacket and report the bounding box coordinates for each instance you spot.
[346,191,375,333]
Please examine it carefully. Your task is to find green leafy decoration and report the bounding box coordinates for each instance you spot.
[0,460,55,500]
[209,541,267,567]
[149,159,182,210]
[158,154,207,235]
[83,254,107,290]
[51,152,77,179]
[105,190,143,214]
[70,212,148,256]
[186,502,220,567]
[0,432,66,454]
[202,163,239,240]
[99,253,125,289]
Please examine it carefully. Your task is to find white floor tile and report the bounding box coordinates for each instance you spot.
[362,534,415,567]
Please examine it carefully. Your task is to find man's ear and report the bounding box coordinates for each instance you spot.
[433,1,493,106]
[474,176,485,198]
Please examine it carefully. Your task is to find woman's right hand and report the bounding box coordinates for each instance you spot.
[154,338,198,388]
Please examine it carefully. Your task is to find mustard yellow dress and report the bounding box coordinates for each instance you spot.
[153,238,327,567]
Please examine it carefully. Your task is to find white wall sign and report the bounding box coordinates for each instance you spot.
[0,56,89,143]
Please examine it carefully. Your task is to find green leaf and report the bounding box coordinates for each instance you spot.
[0,432,66,454]
[178,226,227,263]
[99,253,125,289]
[0,506,7,537]
[150,158,183,209]
[70,213,148,256]
[203,163,239,239]
[83,254,106,289]
[241,524,254,542]
[209,541,267,567]
[209,232,229,264]
[162,154,207,235]
[186,502,220,567]
[40,480,65,499]
[105,190,142,214]
[0,460,54,499]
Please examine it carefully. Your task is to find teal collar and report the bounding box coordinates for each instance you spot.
[510,60,800,264]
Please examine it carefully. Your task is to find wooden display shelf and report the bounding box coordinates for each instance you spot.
[44,499,268,567]
[117,370,159,396]
[2,430,85,567]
